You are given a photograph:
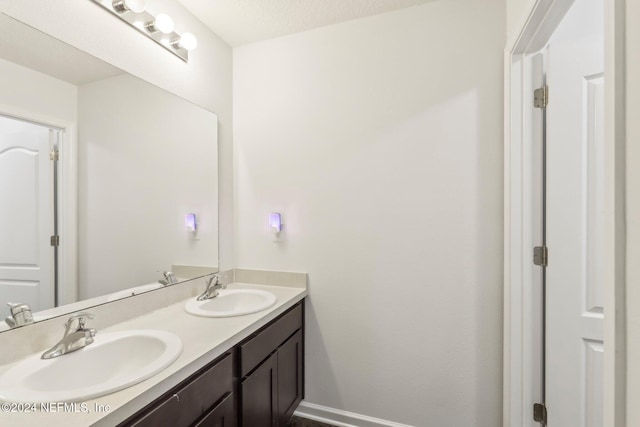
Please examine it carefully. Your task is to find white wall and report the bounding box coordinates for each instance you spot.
[626,0,639,424]
[234,0,505,425]
[507,0,537,43]
[0,0,234,270]
[0,57,77,124]
[78,74,218,298]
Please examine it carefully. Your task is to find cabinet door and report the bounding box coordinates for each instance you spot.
[239,304,302,377]
[240,352,278,427]
[277,330,303,424]
[121,353,233,427]
[194,393,236,427]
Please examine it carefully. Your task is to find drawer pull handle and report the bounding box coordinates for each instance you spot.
[173,393,180,402]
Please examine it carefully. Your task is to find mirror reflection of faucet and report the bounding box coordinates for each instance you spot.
[159,271,178,286]
[41,312,97,359]
[4,302,34,329]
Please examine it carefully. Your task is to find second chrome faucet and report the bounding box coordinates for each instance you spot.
[197,274,226,301]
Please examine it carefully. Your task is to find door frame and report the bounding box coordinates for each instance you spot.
[503,0,626,426]
[0,103,78,307]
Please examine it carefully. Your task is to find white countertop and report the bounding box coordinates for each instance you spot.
[0,282,307,427]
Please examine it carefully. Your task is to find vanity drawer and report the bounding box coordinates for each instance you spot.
[126,352,233,427]
[194,392,235,427]
[238,303,302,378]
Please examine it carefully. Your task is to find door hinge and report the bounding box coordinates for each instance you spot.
[534,85,549,108]
[533,246,548,267]
[50,149,59,161]
[50,235,60,247]
[533,402,547,424]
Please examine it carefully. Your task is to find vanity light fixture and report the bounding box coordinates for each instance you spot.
[112,0,146,13]
[146,13,174,34]
[91,0,197,62]
[174,32,198,51]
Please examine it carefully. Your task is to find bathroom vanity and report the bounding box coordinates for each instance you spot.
[121,301,304,427]
[0,272,307,427]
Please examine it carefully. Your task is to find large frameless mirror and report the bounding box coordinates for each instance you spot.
[0,14,218,331]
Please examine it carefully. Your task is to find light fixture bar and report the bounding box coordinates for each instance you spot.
[91,0,191,62]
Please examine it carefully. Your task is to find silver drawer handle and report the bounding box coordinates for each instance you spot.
[173,393,180,402]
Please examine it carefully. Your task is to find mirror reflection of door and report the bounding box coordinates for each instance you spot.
[0,114,61,318]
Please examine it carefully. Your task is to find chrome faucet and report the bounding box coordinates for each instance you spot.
[160,271,178,286]
[41,313,97,359]
[5,302,34,329]
[197,274,226,301]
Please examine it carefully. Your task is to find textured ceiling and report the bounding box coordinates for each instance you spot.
[176,0,434,46]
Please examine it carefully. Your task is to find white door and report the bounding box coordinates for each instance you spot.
[0,115,55,318]
[545,0,604,424]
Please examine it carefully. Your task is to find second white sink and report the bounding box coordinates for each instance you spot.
[0,329,182,403]
[185,289,277,318]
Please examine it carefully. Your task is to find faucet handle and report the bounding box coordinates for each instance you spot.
[7,302,32,316]
[6,302,34,327]
[162,271,177,285]
[65,312,95,331]
[207,273,227,289]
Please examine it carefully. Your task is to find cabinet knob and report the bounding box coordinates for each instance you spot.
[173,393,180,402]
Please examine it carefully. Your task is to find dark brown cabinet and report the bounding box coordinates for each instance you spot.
[194,393,236,427]
[239,303,304,427]
[119,352,235,427]
[119,300,304,427]
[240,352,278,426]
[277,329,303,425]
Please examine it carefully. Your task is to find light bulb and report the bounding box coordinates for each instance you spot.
[154,13,174,34]
[112,0,146,13]
[177,33,198,51]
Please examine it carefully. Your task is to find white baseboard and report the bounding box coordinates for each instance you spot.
[294,401,414,427]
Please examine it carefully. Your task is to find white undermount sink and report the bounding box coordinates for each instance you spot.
[184,289,277,318]
[0,329,182,403]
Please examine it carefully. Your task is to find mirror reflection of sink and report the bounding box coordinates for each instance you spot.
[106,282,164,302]
[0,330,182,403]
[185,289,277,318]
